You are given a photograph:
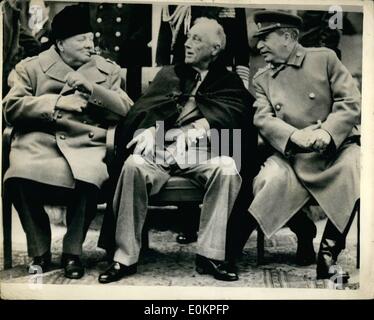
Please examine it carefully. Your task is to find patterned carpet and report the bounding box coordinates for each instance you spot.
[0,216,359,290]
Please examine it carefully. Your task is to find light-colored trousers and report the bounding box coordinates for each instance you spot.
[113,154,242,266]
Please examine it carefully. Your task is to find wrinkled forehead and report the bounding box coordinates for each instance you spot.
[189,22,217,43]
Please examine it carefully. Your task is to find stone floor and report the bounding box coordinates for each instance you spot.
[0,209,359,291]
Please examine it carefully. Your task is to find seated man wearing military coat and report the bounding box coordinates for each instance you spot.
[2,5,133,279]
[244,11,360,281]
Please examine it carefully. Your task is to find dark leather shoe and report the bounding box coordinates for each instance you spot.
[28,251,51,274]
[317,263,350,284]
[195,255,238,281]
[316,251,350,283]
[98,262,137,284]
[176,232,198,244]
[61,254,84,279]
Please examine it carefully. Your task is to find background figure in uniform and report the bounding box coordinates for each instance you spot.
[235,11,360,282]
[3,5,133,280]
[156,5,250,89]
[2,0,42,96]
[89,2,152,100]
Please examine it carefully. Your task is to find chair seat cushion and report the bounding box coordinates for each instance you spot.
[150,176,203,204]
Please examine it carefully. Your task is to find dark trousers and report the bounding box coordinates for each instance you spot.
[6,178,98,257]
[226,209,316,262]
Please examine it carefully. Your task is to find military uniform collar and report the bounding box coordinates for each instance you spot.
[270,43,306,77]
[286,43,306,67]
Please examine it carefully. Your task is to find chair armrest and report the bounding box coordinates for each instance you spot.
[3,126,14,147]
[105,125,117,167]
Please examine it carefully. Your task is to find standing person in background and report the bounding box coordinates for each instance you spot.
[89,2,152,100]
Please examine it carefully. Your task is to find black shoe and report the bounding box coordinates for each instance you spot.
[195,255,238,281]
[98,262,137,284]
[176,232,198,244]
[316,251,350,283]
[61,254,84,279]
[28,251,51,274]
[317,262,350,284]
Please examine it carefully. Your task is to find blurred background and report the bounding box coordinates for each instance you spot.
[2,1,363,100]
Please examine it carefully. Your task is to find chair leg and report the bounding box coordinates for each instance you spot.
[257,226,265,265]
[177,203,200,238]
[3,192,12,269]
[141,218,150,250]
[356,206,360,269]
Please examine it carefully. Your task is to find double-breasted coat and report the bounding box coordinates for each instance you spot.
[250,43,361,237]
[3,46,133,189]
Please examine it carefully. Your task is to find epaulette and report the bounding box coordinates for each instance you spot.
[20,56,38,64]
[94,55,119,74]
[253,64,272,79]
[105,58,119,66]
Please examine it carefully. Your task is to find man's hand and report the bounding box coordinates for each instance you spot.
[56,93,88,113]
[185,128,206,148]
[290,122,322,150]
[126,127,156,158]
[65,72,93,94]
[311,129,332,153]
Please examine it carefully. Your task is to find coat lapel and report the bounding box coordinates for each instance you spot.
[39,46,107,95]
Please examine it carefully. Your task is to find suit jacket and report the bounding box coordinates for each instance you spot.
[3,46,133,189]
[251,43,361,234]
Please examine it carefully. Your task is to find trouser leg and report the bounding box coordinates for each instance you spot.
[287,208,317,239]
[62,182,98,255]
[225,209,257,263]
[7,179,52,257]
[113,155,170,266]
[287,208,317,265]
[181,156,242,261]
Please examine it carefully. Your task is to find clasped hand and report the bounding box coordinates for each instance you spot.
[56,91,88,113]
[65,72,93,94]
[56,72,93,113]
[290,121,331,153]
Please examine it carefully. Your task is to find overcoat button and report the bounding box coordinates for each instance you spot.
[309,92,316,99]
[82,120,87,124]
[275,104,281,111]
[95,32,101,38]
[115,31,121,37]
[114,46,120,52]
[117,3,123,8]
[116,17,122,22]
[97,17,102,23]
[296,52,302,57]
[89,132,94,138]
[60,135,65,140]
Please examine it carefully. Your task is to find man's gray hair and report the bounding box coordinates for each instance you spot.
[275,27,299,41]
[194,17,227,51]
